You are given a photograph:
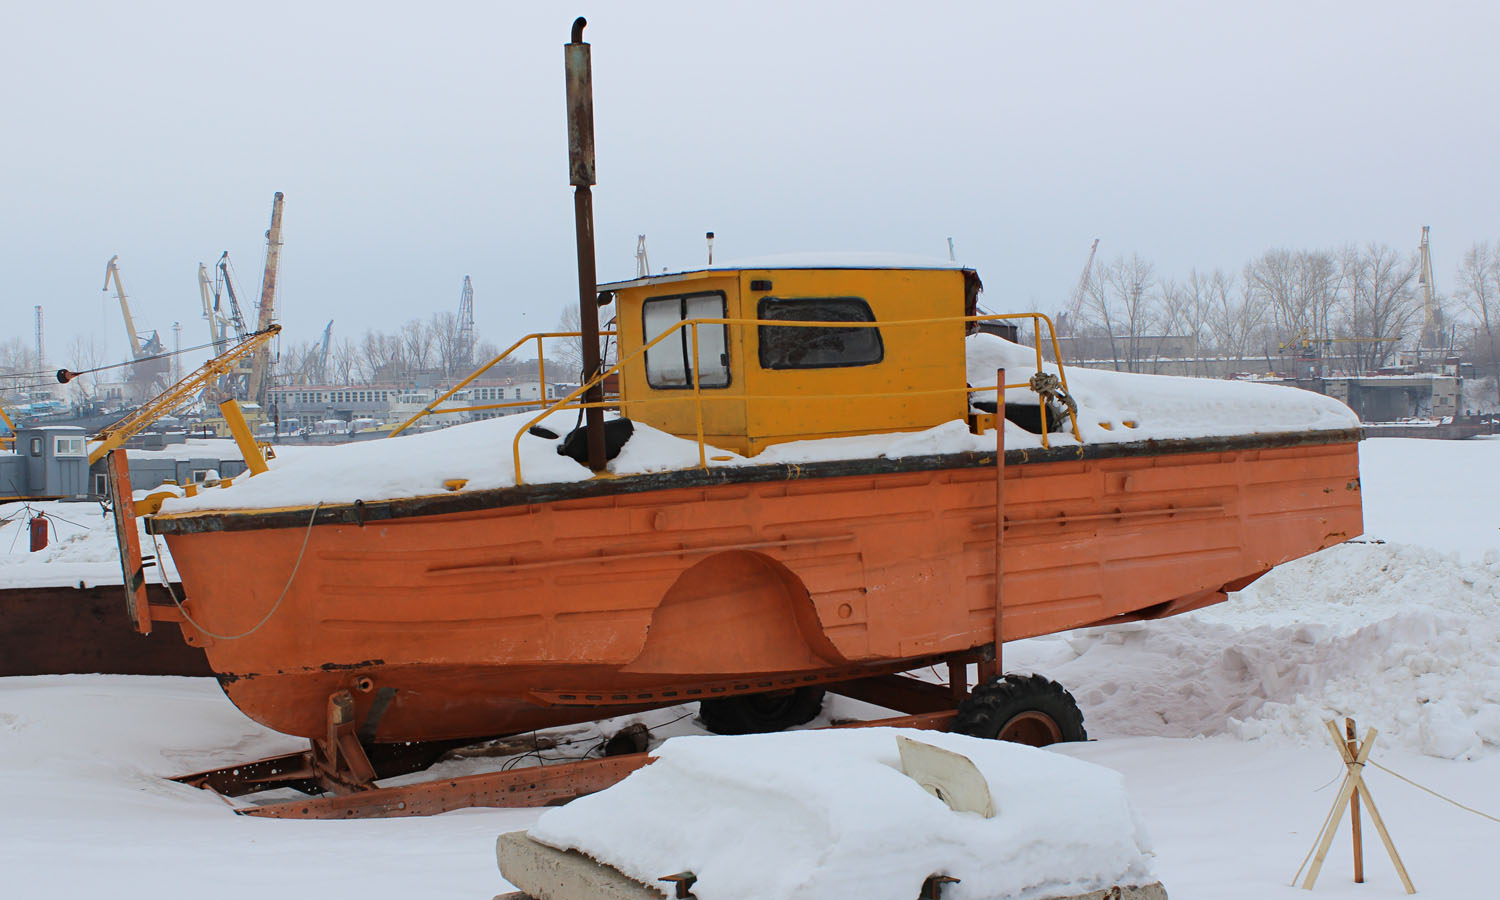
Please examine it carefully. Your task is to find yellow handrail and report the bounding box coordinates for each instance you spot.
[507,311,1080,484]
[388,331,617,438]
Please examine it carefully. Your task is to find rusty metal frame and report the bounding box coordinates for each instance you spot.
[105,449,152,634]
[228,708,960,820]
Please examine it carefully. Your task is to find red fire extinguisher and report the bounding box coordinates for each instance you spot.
[29,513,49,552]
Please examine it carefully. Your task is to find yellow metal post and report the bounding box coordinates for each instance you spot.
[220,400,269,476]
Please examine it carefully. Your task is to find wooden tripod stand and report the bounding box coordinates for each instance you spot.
[1299,718,1415,893]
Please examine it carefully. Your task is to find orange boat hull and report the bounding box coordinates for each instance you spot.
[155,431,1362,742]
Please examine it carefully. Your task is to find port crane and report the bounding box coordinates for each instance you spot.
[102,256,171,394]
[1060,239,1100,338]
[293,320,334,385]
[455,276,475,374]
[197,252,259,403]
[1416,225,1448,365]
[244,193,285,410]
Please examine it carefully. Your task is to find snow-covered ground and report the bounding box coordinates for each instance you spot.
[3,437,1499,898]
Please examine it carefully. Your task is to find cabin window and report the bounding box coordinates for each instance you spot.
[642,292,731,389]
[756,297,884,369]
[29,437,42,457]
[94,473,108,496]
[53,436,85,457]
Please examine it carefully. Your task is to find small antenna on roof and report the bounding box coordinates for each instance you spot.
[706,231,715,265]
[636,235,650,278]
[947,237,956,262]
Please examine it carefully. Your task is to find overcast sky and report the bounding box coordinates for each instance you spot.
[6,1,1498,372]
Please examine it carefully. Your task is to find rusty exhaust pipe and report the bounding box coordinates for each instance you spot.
[565,16,607,472]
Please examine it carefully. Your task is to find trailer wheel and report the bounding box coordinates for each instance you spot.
[950,674,1086,746]
[698,687,826,735]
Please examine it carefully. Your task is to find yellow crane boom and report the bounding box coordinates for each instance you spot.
[103,255,148,358]
[82,326,281,465]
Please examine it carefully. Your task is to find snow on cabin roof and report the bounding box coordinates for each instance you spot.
[599,252,968,292]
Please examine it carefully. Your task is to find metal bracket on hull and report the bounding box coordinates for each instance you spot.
[170,690,481,798]
[315,690,378,793]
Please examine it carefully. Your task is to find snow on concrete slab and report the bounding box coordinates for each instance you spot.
[528,727,1155,900]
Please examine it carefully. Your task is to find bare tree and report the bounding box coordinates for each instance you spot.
[400,319,434,372]
[1337,243,1419,373]
[1085,254,1156,371]
[429,311,464,377]
[1205,269,1265,371]
[65,336,105,402]
[1456,241,1500,407]
[553,304,616,381]
[357,332,403,383]
[330,338,357,384]
[1247,249,1340,356]
[0,337,37,375]
[1157,271,1213,375]
[275,340,315,382]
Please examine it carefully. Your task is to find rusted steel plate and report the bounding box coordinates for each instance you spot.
[238,753,655,819]
[0,584,210,677]
[828,674,962,716]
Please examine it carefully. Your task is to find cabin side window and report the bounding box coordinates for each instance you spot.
[642,292,731,389]
[54,436,85,457]
[756,297,884,370]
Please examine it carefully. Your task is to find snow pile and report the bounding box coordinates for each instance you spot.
[1009,541,1500,760]
[528,727,1155,900]
[966,333,1359,442]
[999,437,1500,760]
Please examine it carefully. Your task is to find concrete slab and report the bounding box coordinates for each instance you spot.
[496,831,669,900]
[495,830,1168,900]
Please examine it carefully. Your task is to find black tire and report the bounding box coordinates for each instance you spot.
[949,673,1086,746]
[698,687,826,735]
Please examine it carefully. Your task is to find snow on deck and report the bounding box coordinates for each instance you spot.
[528,727,1155,900]
[157,336,1358,515]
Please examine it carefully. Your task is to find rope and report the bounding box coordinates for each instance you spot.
[148,501,321,641]
[1028,371,1078,415]
[1291,768,1354,885]
[1368,757,1500,825]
